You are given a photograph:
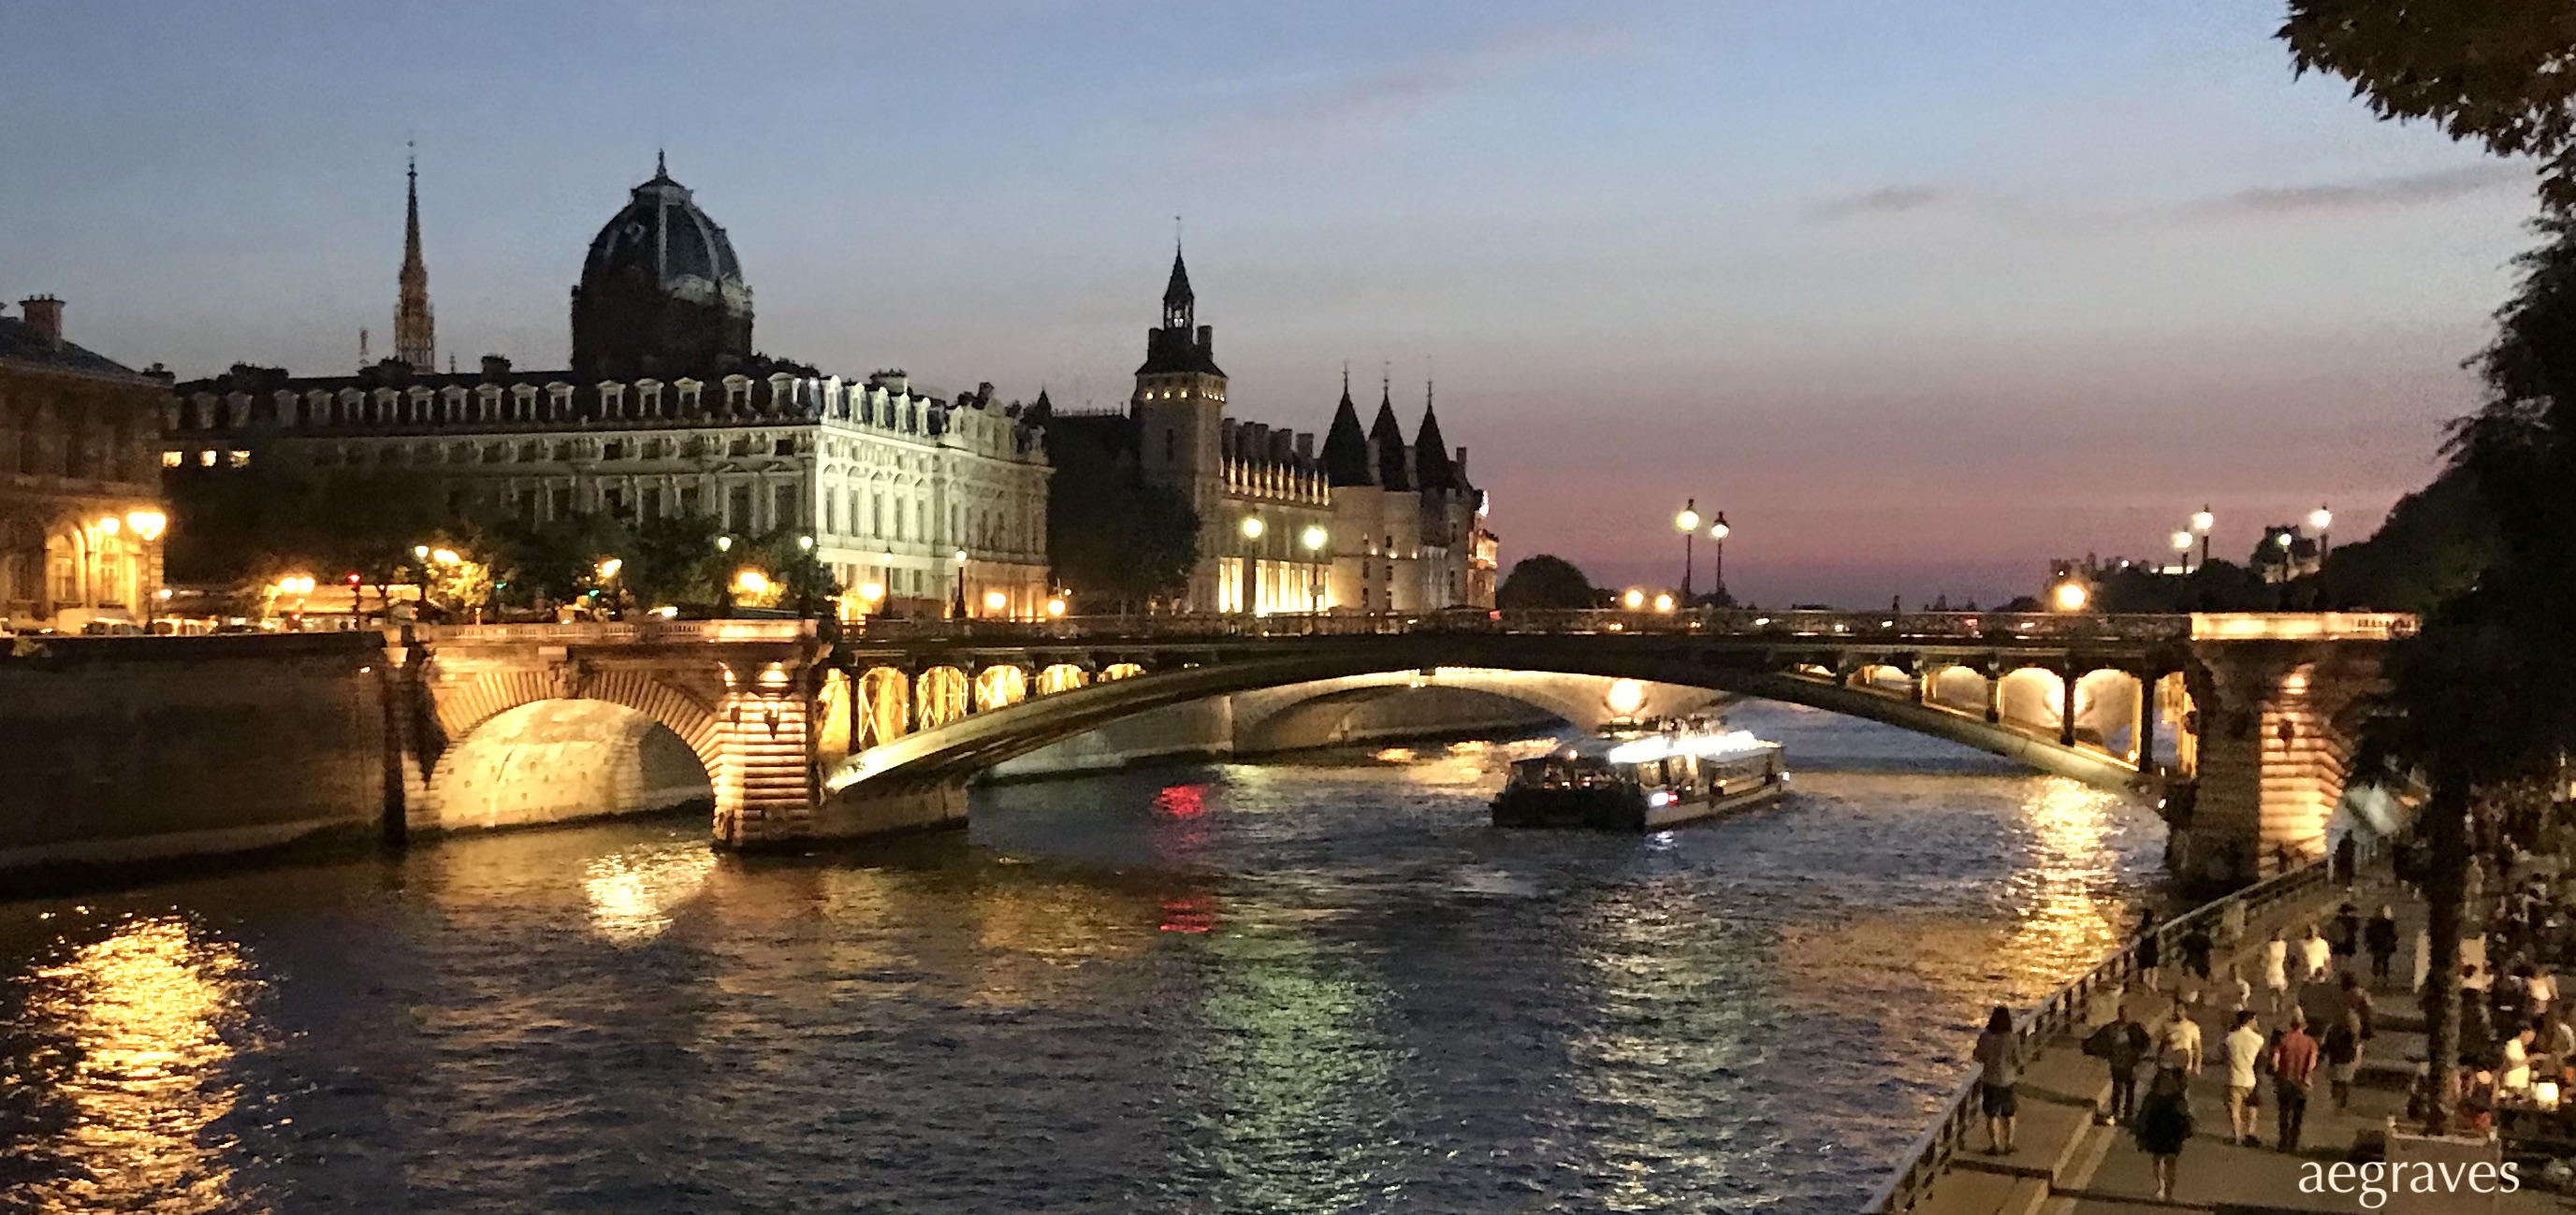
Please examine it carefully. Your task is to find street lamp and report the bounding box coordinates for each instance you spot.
[1707,512,1730,604]
[1300,524,1329,612]
[2190,505,2214,569]
[733,569,770,598]
[1238,515,1265,615]
[953,548,968,619]
[716,535,733,553]
[1622,587,1646,610]
[2170,529,2193,573]
[1674,499,1701,603]
[2052,581,2088,613]
[1652,592,1676,614]
[126,509,167,629]
[2307,503,2333,557]
[1045,594,1068,618]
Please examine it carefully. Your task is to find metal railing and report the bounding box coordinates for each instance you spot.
[1864,858,2345,1213]
[848,609,2201,646]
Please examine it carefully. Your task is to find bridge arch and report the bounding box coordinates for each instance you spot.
[824,638,2151,806]
[419,698,717,832]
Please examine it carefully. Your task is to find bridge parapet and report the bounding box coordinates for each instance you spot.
[852,609,2200,646]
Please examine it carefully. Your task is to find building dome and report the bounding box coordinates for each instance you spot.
[570,156,754,377]
[579,162,746,298]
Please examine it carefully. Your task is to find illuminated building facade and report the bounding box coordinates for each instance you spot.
[0,296,171,629]
[164,160,1051,618]
[1055,253,1496,614]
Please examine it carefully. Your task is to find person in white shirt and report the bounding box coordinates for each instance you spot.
[2155,1001,2204,1080]
[2221,962,2252,1015]
[2529,968,2557,1020]
[2263,931,2292,1013]
[2301,925,2333,984]
[2504,1026,2537,1093]
[2222,1010,2266,1146]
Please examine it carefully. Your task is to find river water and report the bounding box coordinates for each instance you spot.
[0,701,2165,1214]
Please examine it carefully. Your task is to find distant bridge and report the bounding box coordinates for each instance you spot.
[381,609,2411,885]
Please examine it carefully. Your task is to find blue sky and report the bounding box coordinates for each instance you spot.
[0,1,2540,605]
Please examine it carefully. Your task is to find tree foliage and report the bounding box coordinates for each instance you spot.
[1045,423,1200,613]
[2281,2,2576,210]
[1495,554,1601,609]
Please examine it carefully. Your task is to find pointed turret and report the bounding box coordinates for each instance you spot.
[1321,367,1373,486]
[394,148,435,370]
[1369,378,1412,492]
[1161,246,1195,331]
[1413,380,1458,491]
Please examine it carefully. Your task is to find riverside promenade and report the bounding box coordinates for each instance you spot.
[1872,864,2576,1215]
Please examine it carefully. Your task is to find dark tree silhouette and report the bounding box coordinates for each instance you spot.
[1495,555,1601,609]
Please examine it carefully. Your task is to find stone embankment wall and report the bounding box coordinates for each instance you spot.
[0,632,392,875]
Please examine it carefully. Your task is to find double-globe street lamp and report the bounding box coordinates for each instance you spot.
[1674,499,1701,602]
[2190,505,2215,569]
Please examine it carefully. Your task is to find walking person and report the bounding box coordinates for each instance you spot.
[2365,905,2400,987]
[2084,1003,2152,1125]
[2177,921,2215,996]
[2133,1069,2196,1202]
[2271,1011,2321,1153]
[2222,1010,2266,1146]
[2300,924,2333,985]
[2323,1007,2363,1111]
[2154,999,2203,1082]
[2134,911,2163,994]
[1972,1005,2021,1155]
[2262,929,2292,1013]
[2329,903,2361,968]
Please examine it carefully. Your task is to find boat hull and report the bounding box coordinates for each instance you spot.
[1492,779,1785,832]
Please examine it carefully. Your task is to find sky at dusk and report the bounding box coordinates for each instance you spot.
[0,1,2545,606]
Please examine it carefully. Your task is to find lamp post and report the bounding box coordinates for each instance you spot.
[1301,524,1328,613]
[952,548,968,618]
[126,509,166,630]
[1674,499,1701,603]
[2170,529,2194,574]
[1707,513,1730,606]
[2308,503,2333,558]
[1238,515,1264,615]
[2190,505,2214,570]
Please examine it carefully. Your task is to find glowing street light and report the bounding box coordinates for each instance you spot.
[2308,503,2333,557]
[858,581,885,604]
[124,510,166,542]
[716,535,734,552]
[798,534,816,552]
[1237,516,1264,615]
[596,557,623,582]
[1652,592,1677,613]
[1045,595,1068,618]
[2190,504,2214,569]
[1622,587,1647,610]
[432,548,460,565]
[1299,525,1329,612]
[2052,581,2088,613]
[733,569,771,597]
[982,588,1009,615]
[2170,529,2194,573]
[1674,498,1701,602]
[413,544,429,561]
[1707,512,1731,603]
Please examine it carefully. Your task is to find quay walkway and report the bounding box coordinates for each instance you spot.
[1872,865,2576,1214]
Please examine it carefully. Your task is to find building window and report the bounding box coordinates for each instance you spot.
[603,440,626,460]
[482,442,502,462]
[678,485,699,515]
[772,437,793,456]
[603,486,627,516]
[728,485,753,531]
[550,486,574,519]
[773,484,797,528]
[728,437,750,457]
[642,486,663,519]
[160,450,182,469]
[552,441,574,462]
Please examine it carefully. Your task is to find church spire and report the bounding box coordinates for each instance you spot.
[394,144,435,370]
[1161,238,1195,332]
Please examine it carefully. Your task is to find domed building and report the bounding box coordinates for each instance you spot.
[165,157,1053,622]
[570,154,755,378]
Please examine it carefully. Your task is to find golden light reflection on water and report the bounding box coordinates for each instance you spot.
[22,916,257,1213]
[582,844,718,943]
[2001,777,2133,979]
[1192,928,1398,1214]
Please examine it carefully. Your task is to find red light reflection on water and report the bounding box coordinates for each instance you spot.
[1159,893,1216,933]
[1153,784,1207,818]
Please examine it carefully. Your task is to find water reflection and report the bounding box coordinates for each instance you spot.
[581,842,718,943]
[14,916,257,1212]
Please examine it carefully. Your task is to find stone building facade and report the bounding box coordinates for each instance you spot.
[166,161,1050,618]
[0,297,170,629]
[1058,253,1495,614]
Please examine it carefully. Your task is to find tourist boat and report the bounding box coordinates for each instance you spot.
[1491,719,1787,831]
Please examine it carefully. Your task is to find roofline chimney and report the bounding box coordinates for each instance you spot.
[18,296,63,348]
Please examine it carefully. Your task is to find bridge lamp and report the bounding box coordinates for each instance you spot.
[982,588,1008,614]
[2051,581,2088,613]
[1673,499,1700,602]
[1622,587,1646,610]
[1605,678,1649,718]
[1045,595,1068,617]
[2190,504,2214,568]
[1240,516,1264,540]
[2308,503,2333,557]
[1652,592,1677,613]
[2169,529,2192,568]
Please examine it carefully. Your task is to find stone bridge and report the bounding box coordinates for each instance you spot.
[382,609,2414,885]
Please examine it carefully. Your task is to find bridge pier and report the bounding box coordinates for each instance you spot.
[2166,633,2384,888]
